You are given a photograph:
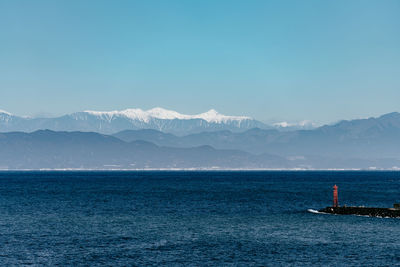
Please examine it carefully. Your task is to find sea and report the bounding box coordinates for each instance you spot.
[0,171,399,266]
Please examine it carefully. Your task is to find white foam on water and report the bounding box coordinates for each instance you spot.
[307,209,328,215]
[307,209,398,219]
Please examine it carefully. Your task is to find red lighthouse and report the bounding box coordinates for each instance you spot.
[333,185,339,207]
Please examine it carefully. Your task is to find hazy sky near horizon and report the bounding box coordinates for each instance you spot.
[1,0,399,123]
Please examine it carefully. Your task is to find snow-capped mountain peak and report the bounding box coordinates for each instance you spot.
[272,120,318,130]
[195,109,251,123]
[146,107,188,120]
[0,107,267,135]
[0,109,12,116]
[84,107,252,123]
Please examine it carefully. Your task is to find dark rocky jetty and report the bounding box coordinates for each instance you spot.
[319,206,400,218]
[318,185,400,218]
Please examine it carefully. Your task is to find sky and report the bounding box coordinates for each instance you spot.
[0,0,399,124]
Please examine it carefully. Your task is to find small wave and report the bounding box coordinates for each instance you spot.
[307,209,398,219]
[307,209,329,215]
[307,209,320,214]
[148,239,168,250]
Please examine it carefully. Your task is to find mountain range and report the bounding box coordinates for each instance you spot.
[1,109,400,169]
[0,130,288,169]
[0,108,269,135]
[113,112,400,158]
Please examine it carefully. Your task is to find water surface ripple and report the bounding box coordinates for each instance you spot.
[0,171,399,266]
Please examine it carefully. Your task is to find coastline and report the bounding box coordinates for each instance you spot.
[1,168,400,172]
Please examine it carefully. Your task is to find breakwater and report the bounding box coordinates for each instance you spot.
[319,206,400,218]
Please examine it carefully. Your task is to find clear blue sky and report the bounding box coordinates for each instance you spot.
[1,0,399,123]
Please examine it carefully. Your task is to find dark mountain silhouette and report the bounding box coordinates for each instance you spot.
[1,112,400,169]
[0,130,289,169]
[113,113,400,166]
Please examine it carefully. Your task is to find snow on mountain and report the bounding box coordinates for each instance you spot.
[0,109,12,115]
[0,107,267,134]
[84,107,251,124]
[0,109,13,124]
[272,120,318,131]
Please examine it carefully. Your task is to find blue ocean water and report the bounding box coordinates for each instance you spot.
[0,171,399,266]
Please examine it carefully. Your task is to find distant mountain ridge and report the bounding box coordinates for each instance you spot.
[0,128,399,170]
[113,112,400,164]
[0,108,269,135]
[0,130,288,169]
[114,113,400,155]
[1,110,400,169]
